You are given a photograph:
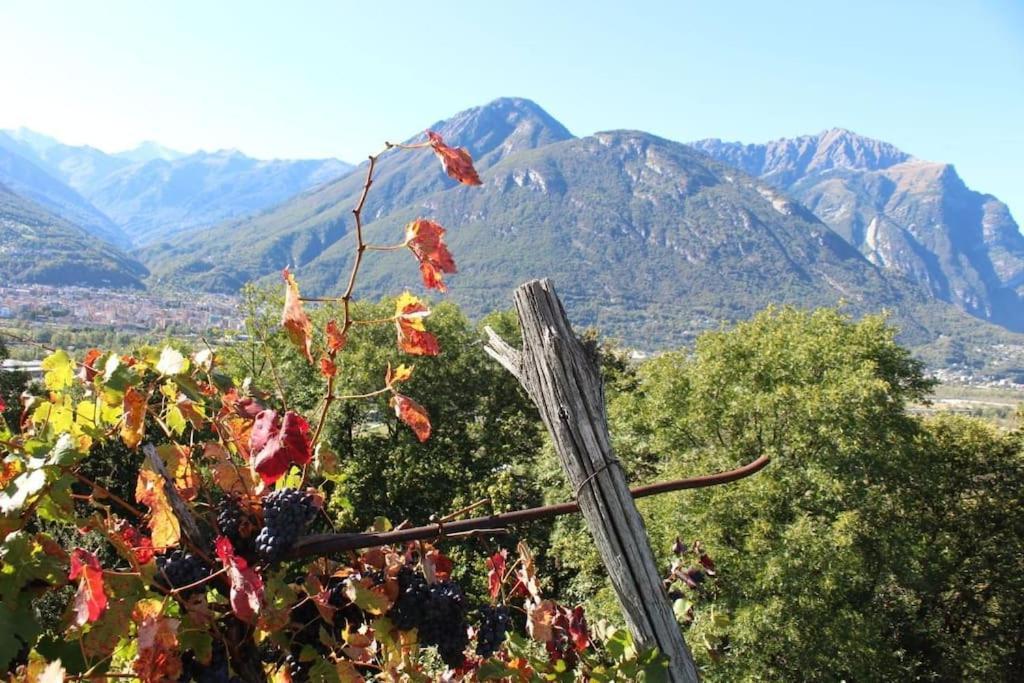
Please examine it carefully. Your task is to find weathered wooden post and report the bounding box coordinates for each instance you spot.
[484,278,700,682]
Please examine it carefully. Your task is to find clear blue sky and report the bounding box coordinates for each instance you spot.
[2,0,1022,221]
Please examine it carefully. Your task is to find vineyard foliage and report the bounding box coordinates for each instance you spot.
[0,134,673,682]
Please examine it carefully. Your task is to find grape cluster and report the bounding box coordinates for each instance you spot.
[284,651,310,683]
[388,566,469,669]
[255,488,317,562]
[215,496,254,555]
[475,605,512,658]
[156,550,209,596]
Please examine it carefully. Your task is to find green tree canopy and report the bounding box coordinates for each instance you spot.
[552,307,1023,681]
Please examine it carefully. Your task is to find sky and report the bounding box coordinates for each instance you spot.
[1,0,1023,220]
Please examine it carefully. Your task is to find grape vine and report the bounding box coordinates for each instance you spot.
[0,129,689,681]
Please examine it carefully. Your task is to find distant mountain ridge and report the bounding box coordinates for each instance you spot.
[0,182,147,288]
[142,97,574,291]
[0,142,131,247]
[691,130,1024,330]
[112,141,186,164]
[0,128,354,247]
[85,149,354,245]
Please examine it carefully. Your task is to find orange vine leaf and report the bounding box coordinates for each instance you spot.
[281,267,314,363]
[427,131,482,186]
[69,548,107,626]
[121,386,147,449]
[319,356,337,379]
[132,598,182,682]
[135,461,181,549]
[394,293,440,357]
[157,443,199,502]
[325,319,347,354]
[390,394,431,443]
[405,219,457,292]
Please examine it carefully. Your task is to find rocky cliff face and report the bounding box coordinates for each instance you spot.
[692,130,1024,330]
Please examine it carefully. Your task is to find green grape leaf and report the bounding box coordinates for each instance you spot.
[477,660,519,680]
[101,354,136,396]
[36,476,74,522]
[41,350,75,390]
[46,433,81,467]
[166,405,187,435]
[179,628,213,665]
[343,580,389,615]
[80,597,134,659]
[309,658,341,683]
[0,601,41,671]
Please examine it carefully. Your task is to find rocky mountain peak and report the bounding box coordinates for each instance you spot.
[114,140,185,163]
[420,97,574,166]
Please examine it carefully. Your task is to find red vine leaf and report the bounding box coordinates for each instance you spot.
[422,547,453,583]
[485,549,508,600]
[568,606,591,651]
[394,293,440,357]
[427,131,482,186]
[390,394,431,443]
[215,536,264,624]
[249,409,278,455]
[121,386,147,449]
[78,348,103,383]
[281,268,314,363]
[325,319,347,355]
[250,409,313,485]
[69,548,107,626]
[305,573,337,623]
[107,518,155,566]
[405,219,457,292]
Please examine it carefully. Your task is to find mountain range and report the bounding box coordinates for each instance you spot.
[0,128,352,247]
[1,99,1022,373]
[691,130,1024,331]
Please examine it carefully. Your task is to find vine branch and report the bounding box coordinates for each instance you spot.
[289,454,770,558]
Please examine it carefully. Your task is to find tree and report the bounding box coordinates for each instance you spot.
[552,307,1023,680]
